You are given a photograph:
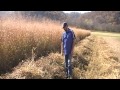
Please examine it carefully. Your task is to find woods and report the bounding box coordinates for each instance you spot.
[66,11,120,32]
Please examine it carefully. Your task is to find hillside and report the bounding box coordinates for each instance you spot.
[66,11,120,32]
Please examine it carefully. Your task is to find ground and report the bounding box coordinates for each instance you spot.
[103,37,120,61]
[92,31,120,61]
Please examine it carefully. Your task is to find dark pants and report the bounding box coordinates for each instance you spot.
[65,54,72,78]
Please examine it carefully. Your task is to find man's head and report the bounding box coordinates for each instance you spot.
[62,22,68,31]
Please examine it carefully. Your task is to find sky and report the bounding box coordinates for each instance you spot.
[63,11,91,14]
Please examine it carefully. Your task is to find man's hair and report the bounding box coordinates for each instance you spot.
[62,22,68,28]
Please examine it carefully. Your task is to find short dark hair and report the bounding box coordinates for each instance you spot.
[63,22,68,28]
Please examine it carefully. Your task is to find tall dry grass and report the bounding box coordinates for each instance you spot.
[0,16,91,73]
[1,35,120,79]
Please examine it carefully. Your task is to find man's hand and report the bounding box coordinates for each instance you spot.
[71,40,75,57]
[61,50,64,56]
[61,52,63,56]
[61,42,64,56]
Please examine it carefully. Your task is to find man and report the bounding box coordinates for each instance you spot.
[61,22,76,79]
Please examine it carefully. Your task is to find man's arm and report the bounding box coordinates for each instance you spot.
[71,31,76,56]
[61,35,64,56]
[61,42,64,56]
[71,39,75,56]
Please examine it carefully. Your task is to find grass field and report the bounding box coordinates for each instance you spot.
[1,16,120,79]
[0,16,91,74]
[92,31,120,38]
[92,31,120,46]
[2,34,120,79]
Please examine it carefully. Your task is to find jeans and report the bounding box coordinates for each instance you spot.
[65,54,72,78]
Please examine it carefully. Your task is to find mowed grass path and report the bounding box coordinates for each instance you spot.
[92,31,120,38]
[92,31,120,61]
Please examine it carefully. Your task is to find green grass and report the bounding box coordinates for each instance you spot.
[92,31,120,38]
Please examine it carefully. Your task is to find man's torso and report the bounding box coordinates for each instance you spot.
[62,28,75,55]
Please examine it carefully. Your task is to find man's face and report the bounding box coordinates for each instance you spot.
[63,25,68,31]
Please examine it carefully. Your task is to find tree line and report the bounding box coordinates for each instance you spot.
[14,11,120,32]
[66,11,120,32]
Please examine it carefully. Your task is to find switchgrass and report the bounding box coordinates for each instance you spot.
[0,35,92,79]
[0,16,91,73]
[1,53,65,79]
[1,35,120,79]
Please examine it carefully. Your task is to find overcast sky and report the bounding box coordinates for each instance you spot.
[63,11,91,14]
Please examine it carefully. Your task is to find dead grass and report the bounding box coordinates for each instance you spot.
[0,36,92,79]
[1,53,65,79]
[0,16,90,73]
[1,35,120,79]
[84,35,120,79]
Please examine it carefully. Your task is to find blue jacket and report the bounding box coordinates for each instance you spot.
[61,28,76,55]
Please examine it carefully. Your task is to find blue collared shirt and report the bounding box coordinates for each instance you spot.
[61,28,75,55]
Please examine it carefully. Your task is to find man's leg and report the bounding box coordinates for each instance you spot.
[65,55,69,78]
[68,54,72,78]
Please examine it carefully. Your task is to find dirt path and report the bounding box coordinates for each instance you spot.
[103,37,120,61]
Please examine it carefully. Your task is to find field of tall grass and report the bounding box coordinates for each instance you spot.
[2,35,120,79]
[0,16,91,74]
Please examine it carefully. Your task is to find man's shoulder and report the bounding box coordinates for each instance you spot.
[68,28,73,32]
[69,29,75,35]
[62,32,66,35]
[69,28,76,39]
[62,32,66,37]
[68,28,72,31]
